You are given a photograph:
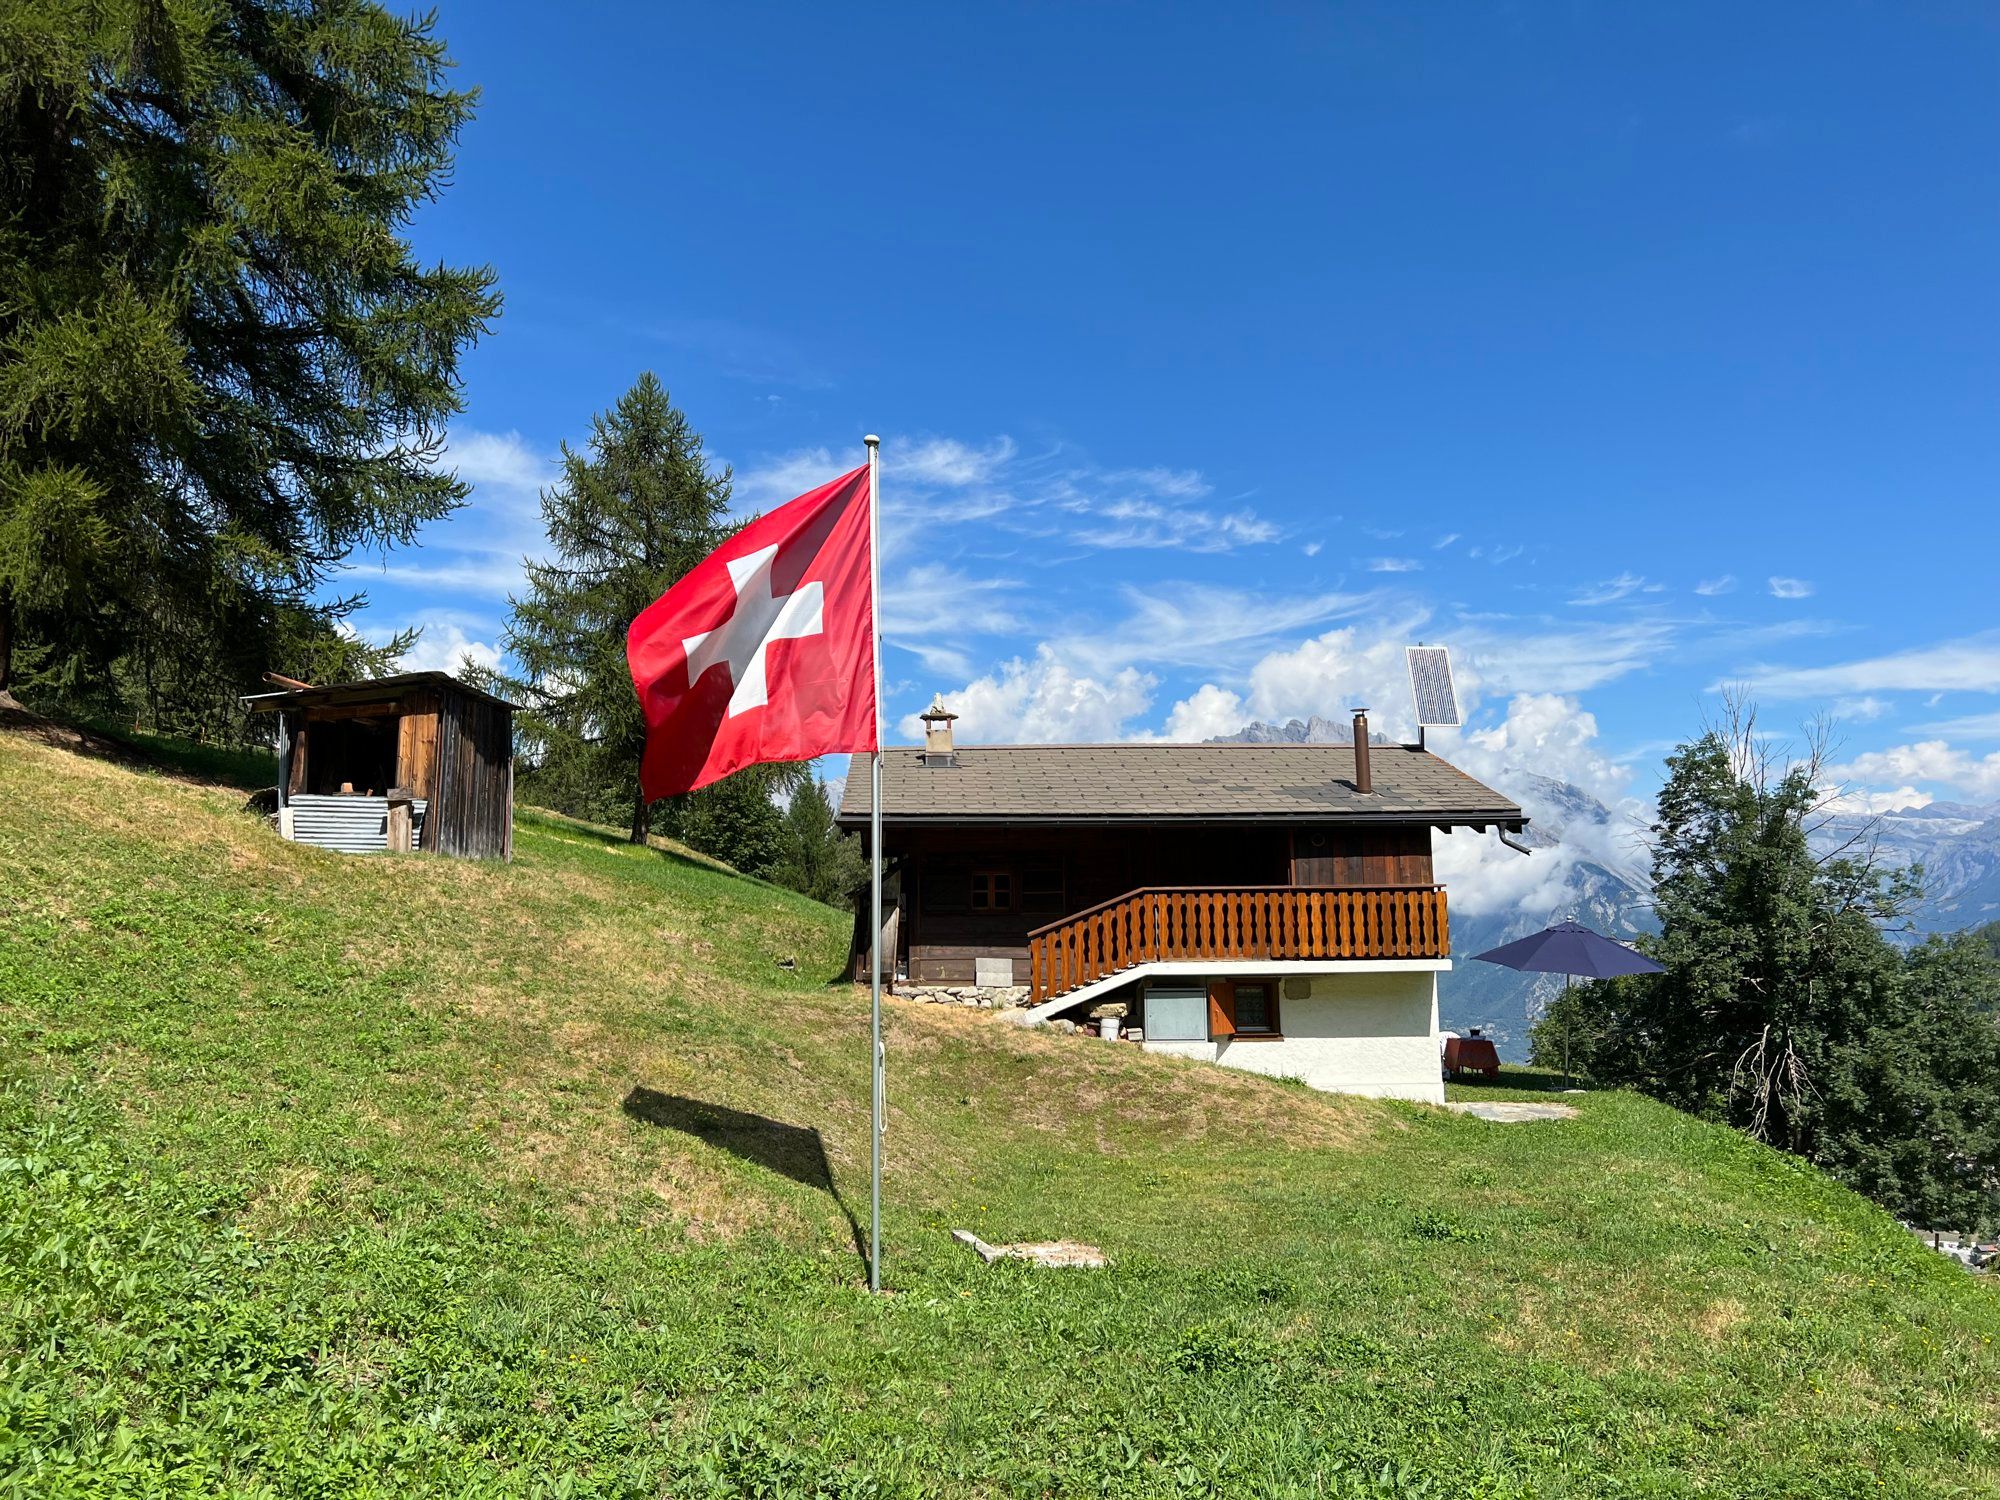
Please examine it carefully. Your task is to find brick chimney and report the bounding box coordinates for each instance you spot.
[1351,708,1373,794]
[920,694,958,767]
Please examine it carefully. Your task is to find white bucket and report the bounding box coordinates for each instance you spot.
[1099,1016,1121,1042]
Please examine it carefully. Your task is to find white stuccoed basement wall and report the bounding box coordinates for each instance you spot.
[1144,969,1443,1104]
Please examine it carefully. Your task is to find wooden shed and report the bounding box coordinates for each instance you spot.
[242,671,517,860]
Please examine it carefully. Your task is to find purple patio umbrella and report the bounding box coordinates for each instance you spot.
[1469,920,1663,1084]
[1469,920,1664,980]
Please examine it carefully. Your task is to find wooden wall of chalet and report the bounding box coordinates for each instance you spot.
[885,821,1438,984]
[1288,824,1433,887]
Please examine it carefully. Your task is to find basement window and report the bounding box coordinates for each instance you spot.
[1231,982,1278,1036]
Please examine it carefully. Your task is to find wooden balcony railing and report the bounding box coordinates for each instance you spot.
[1026,885,1449,1005]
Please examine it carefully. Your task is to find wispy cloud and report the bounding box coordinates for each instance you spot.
[1911,709,2000,741]
[345,427,556,599]
[1433,533,1461,549]
[1768,576,1815,599]
[1367,557,1422,573]
[879,564,1027,679]
[1461,618,1677,695]
[1739,631,2000,699]
[1569,572,1660,606]
[736,432,1285,559]
[1694,574,1737,597]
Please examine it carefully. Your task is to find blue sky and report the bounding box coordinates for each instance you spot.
[345,1,2000,860]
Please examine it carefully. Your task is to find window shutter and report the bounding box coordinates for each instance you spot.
[1208,979,1236,1038]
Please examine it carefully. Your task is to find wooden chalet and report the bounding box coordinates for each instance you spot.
[836,702,1526,1102]
[242,671,516,860]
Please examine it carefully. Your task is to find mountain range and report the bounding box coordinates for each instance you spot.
[1213,719,2000,1058]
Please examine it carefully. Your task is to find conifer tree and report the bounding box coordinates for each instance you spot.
[489,373,765,843]
[1534,701,2000,1227]
[0,1,498,712]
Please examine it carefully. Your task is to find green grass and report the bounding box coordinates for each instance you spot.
[3,728,1999,1497]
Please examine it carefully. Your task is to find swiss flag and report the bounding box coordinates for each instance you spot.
[628,465,877,800]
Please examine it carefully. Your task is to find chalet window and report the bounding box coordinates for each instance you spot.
[1232,982,1277,1035]
[970,870,1014,911]
[1020,867,1065,915]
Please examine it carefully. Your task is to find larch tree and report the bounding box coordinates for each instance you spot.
[486,372,748,844]
[0,0,497,722]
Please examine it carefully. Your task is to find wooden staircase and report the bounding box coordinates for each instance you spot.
[1026,885,1450,1007]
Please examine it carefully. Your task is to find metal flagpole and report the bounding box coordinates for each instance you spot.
[865,434,884,1293]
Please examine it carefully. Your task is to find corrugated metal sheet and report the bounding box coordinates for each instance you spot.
[285,795,429,855]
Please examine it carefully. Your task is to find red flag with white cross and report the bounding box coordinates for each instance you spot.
[627,464,877,800]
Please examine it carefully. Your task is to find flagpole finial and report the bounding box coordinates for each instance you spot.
[864,434,879,448]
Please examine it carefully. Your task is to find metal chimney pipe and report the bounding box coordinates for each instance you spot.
[1352,709,1373,794]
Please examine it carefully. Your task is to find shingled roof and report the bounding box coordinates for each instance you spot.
[835,744,1525,828]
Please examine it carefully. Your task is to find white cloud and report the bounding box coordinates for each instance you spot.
[446,428,558,493]
[880,565,1026,679]
[1454,693,1634,807]
[903,646,1155,743]
[1459,618,1675,694]
[1831,695,1891,723]
[739,433,1282,559]
[1159,684,1249,741]
[1825,741,2000,803]
[1228,616,1437,740]
[1431,694,1648,923]
[1912,709,2000,740]
[1694,574,1737,596]
[358,616,503,678]
[345,427,556,599]
[1302,541,1323,557]
[1104,466,1210,499]
[1367,557,1422,573]
[1434,533,1461,549]
[1569,572,1660,606]
[1058,585,1381,678]
[1768,576,1815,599]
[733,446,841,512]
[1818,785,1932,816]
[1742,631,2000,699]
[894,436,1017,488]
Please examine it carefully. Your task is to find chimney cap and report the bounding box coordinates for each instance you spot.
[920,693,958,723]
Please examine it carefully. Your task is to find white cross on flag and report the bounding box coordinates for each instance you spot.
[627,465,876,799]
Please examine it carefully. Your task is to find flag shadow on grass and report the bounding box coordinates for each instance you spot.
[621,1088,867,1272]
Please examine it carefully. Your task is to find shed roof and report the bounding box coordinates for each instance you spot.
[240,671,519,714]
[835,743,1525,828]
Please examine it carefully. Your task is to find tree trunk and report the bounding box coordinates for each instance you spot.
[0,586,13,693]
[630,782,648,844]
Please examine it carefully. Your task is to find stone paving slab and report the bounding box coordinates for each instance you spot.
[1440,1101,1579,1122]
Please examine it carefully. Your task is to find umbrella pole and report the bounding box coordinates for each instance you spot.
[1562,974,1572,1089]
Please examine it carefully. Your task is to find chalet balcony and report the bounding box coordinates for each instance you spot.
[1026,885,1450,1006]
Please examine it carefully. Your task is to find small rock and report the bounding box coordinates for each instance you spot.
[952,1229,1108,1269]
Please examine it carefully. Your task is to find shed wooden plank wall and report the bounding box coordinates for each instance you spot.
[395,690,441,799]
[424,688,513,859]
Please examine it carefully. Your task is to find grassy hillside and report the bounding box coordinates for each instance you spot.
[3,728,1999,1497]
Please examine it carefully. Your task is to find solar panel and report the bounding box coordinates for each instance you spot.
[1406,645,1461,727]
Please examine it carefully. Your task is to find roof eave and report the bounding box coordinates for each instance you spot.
[835,809,1528,831]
